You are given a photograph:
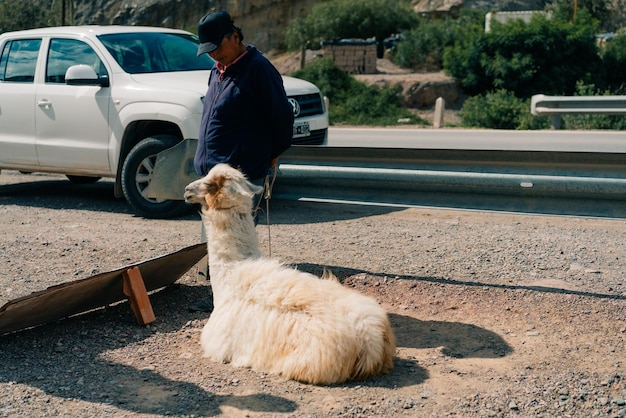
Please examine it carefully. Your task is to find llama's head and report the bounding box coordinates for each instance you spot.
[184,164,264,212]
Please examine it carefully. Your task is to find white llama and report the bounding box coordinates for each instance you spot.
[184,163,396,385]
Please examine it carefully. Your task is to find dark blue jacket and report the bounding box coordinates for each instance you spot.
[194,45,294,180]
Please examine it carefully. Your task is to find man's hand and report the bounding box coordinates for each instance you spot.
[270,157,279,168]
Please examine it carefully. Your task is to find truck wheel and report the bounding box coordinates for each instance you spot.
[121,136,190,219]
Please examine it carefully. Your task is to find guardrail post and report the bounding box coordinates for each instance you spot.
[551,115,561,130]
[434,97,445,129]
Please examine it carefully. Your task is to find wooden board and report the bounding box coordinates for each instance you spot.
[0,243,206,336]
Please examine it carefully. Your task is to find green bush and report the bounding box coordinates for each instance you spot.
[461,83,626,130]
[392,12,483,71]
[291,58,426,126]
[561,82,626,130]
[549,0,613,31]
[563,112,626,130]
[459,89,550,130]
[601,34,626,91]
[443,12,602,99]
[392,21,453,71]
[289,58,353,104]
[284,0,417,51]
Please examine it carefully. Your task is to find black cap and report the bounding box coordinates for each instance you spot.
[197,11,233,56]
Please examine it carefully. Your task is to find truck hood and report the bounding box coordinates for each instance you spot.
[129,71,211,96]
[281,76,322,96]
[130,71,320,97]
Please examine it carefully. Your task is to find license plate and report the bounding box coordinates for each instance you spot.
[293,121,310,138]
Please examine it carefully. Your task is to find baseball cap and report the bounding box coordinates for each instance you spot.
[197,11,234,56]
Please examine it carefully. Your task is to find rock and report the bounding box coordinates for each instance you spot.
[354,71,461,108]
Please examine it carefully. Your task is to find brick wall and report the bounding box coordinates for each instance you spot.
[321,40,377,74]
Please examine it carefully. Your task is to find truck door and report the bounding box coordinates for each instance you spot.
[35,38,111,172]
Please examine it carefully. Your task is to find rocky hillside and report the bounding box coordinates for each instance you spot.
[72,0,321,52]
[72,0,557,52]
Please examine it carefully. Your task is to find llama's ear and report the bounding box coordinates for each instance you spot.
[227,178,261,199]
[247,181,264,196]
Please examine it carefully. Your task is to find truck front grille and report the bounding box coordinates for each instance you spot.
[291,93,324,117]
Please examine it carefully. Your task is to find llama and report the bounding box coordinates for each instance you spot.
[184,163,396,385]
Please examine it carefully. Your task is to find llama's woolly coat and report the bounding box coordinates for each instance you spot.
[201,258,395,384]
[184,163,396,385]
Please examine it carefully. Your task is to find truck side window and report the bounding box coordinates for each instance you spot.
[46,38,107,84]
[0,39,41,83]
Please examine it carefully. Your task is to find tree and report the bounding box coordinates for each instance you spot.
[284,0,418,56]
[443,12,603,98]
[391,11,483,71]
[0,0,61,34]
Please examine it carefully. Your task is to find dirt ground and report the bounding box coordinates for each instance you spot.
[1,170,626,417]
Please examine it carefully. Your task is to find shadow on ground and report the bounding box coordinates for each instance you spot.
[0,284,297,416]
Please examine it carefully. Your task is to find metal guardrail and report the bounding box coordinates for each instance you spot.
[147,137,626,216]
[531,94,626,129]
[275,145,626,209]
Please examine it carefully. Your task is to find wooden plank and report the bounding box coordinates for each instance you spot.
[123,267,156,326]
[0,243,206,335]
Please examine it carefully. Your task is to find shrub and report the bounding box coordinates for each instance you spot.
[561,82,626,130]
[460,89,550,130]
[392,11,483,71]
[291,58,426,126]
[601,34,626,91]
[289,58,353,104]
[443,12,602,98]
[392,21,453,71]
[549,0,613,31]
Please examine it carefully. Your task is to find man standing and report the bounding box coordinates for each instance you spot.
[194,10,293,189]
[189,10,294,312]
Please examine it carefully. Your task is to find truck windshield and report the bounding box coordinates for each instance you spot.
[98,32,214,74]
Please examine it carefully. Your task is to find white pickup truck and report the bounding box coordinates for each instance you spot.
[0,26,328,218]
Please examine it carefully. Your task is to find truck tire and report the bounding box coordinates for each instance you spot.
[121,135,190,219]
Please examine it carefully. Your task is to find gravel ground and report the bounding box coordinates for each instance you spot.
[1,170,626,417]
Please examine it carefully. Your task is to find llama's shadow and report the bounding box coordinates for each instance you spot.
[293,263,513,361]
[390,314,512,358]
[0,284,297,416]
[330,356,428,390]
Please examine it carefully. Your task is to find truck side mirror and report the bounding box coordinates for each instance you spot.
[65,64,110,87]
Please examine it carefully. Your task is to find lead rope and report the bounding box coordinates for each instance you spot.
[264,168,278,257]
[253,168,278,257]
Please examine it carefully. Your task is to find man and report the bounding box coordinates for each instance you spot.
[194,10,293,188]
[189,10,294,312]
